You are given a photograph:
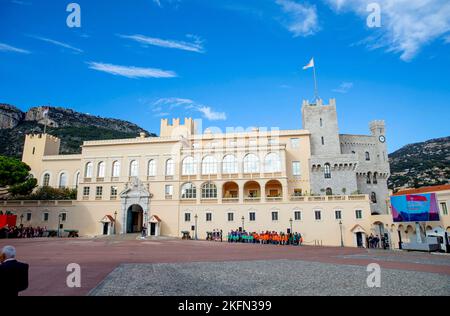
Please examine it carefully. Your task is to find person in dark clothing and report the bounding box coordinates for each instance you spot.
[0,245,29,296]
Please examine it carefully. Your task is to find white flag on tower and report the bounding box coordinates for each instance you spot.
[303,58,315,70]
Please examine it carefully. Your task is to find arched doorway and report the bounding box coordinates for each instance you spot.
[127,204,144,233]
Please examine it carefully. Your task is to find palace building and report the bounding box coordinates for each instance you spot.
[3,98,447,248]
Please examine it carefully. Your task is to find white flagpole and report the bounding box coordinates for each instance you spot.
[313,64,319,102]
[43,107,48,134]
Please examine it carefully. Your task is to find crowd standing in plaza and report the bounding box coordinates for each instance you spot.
[227,230,304,246]
[0,225,48,239]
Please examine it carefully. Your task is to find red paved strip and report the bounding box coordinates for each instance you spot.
[0,238,449,296]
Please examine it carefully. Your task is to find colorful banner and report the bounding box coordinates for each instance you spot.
[391,193,440,223]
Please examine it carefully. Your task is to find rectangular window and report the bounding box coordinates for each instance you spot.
[184,213,191,222]
[315,210,322,221]
[271,211,278,221]
[43,212,49,222]
[83,186,90,197]
[96,186,103,198]
[111,186,118,199]
[356,210,363,219]
[227,213,234,222]
[440,202,448,215]
[249,212,256,222]
[290,138,300,149]
[26,213,32,222]
[206,213,212,222]
[60,213,67,222]
[294,211,302,221]
[293,189,302,197]
[292,161,301,176]
[165,185,173,198]
[335,210,342,220]
[268,138,278,145]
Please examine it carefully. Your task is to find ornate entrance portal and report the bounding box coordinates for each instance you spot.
[127,205,144,233]
[120,178,151,235]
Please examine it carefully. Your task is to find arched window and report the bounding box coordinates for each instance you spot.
[129,160,139,177]
[324,163,331,179]
[321,137,325,145]
[43,173,50,187]
[202,156,218,175]
[97,162,105,178]
[182,157,197,175]
[371,192,377,203]
[59,173,68,188]
[223,155,238,174]
[85,162,93,178]
[181,183,196,199]
[373,172,378,184]
[367,172,372,184]
[365,152,371,161]
[264,153,281,173]
[202,182,217,199]
[148,160,156,177]
[243,154,259,173]
[320,118,323,127]
[112,161,121,178]
[326,187,333,196]
[165,159,175,176]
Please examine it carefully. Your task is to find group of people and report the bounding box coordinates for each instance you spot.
[228,230,304,246]
[367,234,389,250]
[0,225,48,239]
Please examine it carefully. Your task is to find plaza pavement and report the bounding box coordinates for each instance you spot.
[0,237,449,296]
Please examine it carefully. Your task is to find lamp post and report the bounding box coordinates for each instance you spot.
[339,220,344,247]
[194,214,198,240]
[289,218,293,233]
[241,216,245,231]
[114,211,117,235]
[58,214,62,238]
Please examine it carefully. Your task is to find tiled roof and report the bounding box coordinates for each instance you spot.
[394,184,450,196]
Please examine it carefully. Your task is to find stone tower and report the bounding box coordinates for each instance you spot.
[22,134,61,173]
[302,99,341,156]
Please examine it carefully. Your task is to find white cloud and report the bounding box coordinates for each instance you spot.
[119,34,204,53]
[324,0,450,61]
[152,98,227,121]
[332,82,354,94]
[276,0,319,37]
[0,42,30,54]
[197,106,227,121]
[87,62,177,79]
[29,35,83,53]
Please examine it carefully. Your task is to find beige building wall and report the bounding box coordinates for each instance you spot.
[9,115,448,249]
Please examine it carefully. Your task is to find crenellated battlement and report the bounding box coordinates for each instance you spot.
[160,117,197,137]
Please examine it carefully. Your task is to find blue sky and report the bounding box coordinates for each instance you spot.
[1,0,449,152]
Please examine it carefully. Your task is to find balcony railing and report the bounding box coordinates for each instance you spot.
[266,197,283,202]
[222,197,239,203]
[244,197,261,203]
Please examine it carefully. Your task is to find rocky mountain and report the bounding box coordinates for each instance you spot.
[388,136,450,190]
[0,104,155,158]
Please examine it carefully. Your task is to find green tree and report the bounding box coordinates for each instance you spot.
[0,155,37,197]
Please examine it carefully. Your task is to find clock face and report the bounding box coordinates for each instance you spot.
[379,135,386,143]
